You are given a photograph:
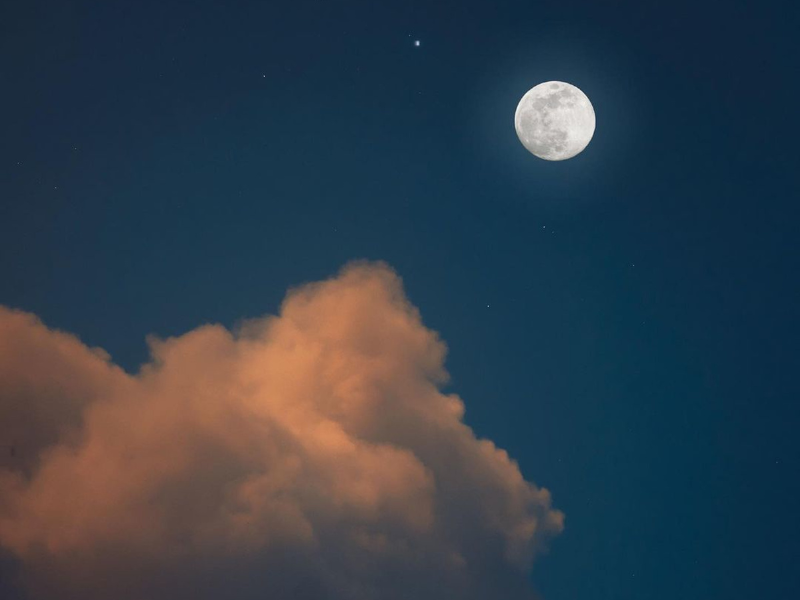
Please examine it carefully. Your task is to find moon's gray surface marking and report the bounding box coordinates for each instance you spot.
[514,81,596,161]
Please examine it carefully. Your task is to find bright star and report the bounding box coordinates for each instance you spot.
[414,40,421,47]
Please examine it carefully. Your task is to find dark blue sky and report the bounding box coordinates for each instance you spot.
[1,1,798,598]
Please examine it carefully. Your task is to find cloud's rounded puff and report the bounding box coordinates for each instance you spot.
[0,262,563,599]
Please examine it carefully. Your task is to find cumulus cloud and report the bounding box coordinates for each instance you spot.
[0,262,563,599]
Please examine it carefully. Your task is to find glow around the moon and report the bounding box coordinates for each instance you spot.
[515,81,596,161]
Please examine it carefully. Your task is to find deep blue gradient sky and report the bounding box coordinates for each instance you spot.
[1,1,798,598]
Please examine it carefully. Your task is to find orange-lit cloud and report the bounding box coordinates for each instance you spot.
[0,262,562,599]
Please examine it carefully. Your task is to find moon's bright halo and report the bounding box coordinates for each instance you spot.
[514,81,596,161]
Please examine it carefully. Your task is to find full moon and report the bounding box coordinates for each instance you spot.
[515,81,596,161]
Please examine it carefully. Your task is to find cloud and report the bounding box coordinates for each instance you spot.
[0,262,563,599]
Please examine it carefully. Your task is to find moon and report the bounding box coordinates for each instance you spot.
[515,81,596,161]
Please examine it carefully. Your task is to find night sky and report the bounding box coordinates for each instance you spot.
[1,1,798,599]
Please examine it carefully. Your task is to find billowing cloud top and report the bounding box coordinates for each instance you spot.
[0,262,563,599]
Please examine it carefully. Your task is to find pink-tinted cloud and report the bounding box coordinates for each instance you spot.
[0,262,562,599]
